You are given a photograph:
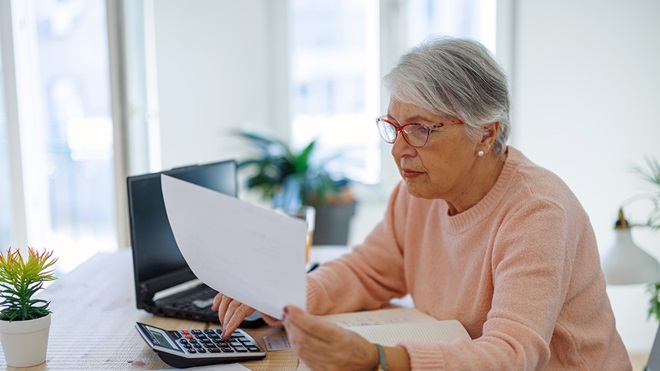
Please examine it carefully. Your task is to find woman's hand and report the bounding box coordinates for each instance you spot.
[282,305,380,371]
[212,293,281,339]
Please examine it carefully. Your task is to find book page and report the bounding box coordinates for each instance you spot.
[296,309,470,371]
[320,307,436,327]
[321,308,471,345]
[347,320,470,347]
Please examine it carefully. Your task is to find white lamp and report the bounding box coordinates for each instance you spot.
[600,208,660,285]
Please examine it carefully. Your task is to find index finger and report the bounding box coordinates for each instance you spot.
[212,293,224,311]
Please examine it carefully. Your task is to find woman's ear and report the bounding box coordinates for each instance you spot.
[480,121,500,146]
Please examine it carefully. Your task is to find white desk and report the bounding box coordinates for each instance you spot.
[0,246,350,370]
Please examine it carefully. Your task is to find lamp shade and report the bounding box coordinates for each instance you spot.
[600,209,660,285]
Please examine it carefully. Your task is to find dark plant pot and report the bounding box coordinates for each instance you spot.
[312,201,357,246]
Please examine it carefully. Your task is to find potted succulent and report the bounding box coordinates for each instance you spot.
[0,247,57,367]
[234,129,357,245]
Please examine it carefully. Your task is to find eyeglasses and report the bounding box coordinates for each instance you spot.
[375,116,458,148]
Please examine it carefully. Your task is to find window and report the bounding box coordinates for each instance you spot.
[1,0,117,273]
[0,43,10,248]
[407,0,496,51]
[288,0,497,187]
[0,0,499,273]
[288,0,381,185]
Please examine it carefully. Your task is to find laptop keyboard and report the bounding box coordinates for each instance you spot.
[166,287,217,314]
[158,286,265,327]
[192,298,215,309]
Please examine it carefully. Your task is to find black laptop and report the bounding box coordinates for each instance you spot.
[127,160,263,327]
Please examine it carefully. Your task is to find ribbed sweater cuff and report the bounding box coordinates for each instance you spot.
[398,341,446,370]
[305,275,323,314]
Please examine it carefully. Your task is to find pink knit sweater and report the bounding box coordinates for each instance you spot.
[307,147,631,370]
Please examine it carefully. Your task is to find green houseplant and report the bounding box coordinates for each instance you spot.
[234,129,357,245]
[0,247,57,367]
[234,129,345,210]
[633,158,660,320]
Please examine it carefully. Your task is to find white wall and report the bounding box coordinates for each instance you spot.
[512,0,660,353]
[152,0,288,170]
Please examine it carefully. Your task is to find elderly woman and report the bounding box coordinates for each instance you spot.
[214,36,631,370]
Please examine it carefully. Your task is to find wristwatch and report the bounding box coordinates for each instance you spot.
[375,343,388,371]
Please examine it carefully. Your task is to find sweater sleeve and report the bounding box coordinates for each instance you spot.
[306,182,410,315]
[400,198,594,370]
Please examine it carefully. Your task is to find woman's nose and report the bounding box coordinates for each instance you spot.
[391,134,417,158]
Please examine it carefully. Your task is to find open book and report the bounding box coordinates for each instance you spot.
[295,307,470,370]
[321,307,471,347]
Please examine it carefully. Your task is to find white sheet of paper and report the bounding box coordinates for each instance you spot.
[161,174,307,319]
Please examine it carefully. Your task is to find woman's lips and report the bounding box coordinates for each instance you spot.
[401,168,424,178]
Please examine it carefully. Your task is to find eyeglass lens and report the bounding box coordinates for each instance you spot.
[376,119,429,147]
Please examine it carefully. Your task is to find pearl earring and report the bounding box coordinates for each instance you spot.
[477,150,485,157]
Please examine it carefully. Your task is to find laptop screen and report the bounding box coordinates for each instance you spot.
[127,160,237,296]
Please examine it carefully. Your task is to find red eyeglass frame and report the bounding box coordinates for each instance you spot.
[375,116,461,148]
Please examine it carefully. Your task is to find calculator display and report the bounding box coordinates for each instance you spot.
[151,329,178,350]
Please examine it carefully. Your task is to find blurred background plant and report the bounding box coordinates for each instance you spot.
[636,157,660,230]
[233,128,357,245]
[233,129,352,212]
[634,157,660,320]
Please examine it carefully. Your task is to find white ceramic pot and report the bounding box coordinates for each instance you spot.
[0,313,51,367]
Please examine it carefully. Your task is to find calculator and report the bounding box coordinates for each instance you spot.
[135,322,266,368]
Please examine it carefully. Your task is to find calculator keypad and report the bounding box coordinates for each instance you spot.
[172,329,262,354]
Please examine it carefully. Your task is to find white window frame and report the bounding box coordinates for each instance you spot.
[0,0,50,250]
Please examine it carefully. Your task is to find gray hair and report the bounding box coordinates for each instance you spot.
[383,36,510,155]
